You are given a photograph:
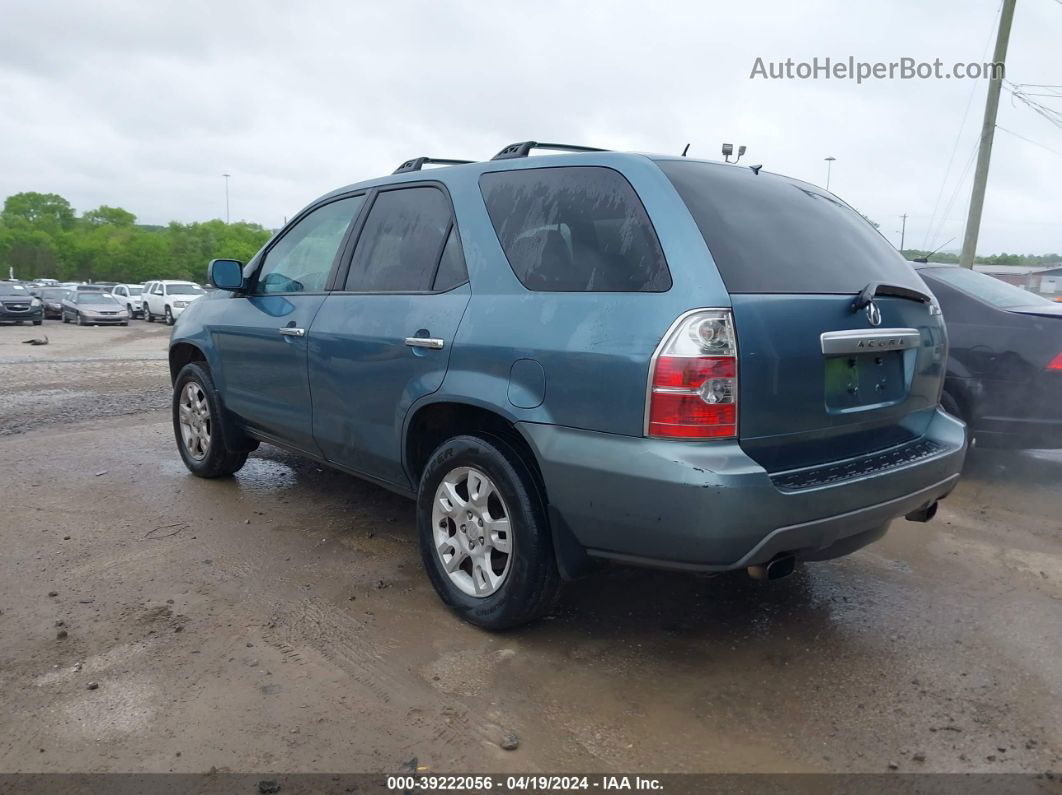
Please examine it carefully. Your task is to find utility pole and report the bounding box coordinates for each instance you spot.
[959,0,1017,268]
[222,173,231,224]
[899,213,908,251]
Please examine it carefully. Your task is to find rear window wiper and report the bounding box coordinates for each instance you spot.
[851,281,932,313]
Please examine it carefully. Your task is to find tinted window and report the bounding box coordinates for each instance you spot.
[345,188,452,292]
[433,226,468,291]
[657,159,926,294]
[922,267,1053,309]
[479,166,670,292]
[257,196,364,294]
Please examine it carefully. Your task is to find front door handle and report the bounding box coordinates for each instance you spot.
[405,336,445,350]
[279,327,305,337]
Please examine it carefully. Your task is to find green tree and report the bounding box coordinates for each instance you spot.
[2,192,75,231]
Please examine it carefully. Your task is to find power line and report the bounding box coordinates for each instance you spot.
[995,123,1062,157]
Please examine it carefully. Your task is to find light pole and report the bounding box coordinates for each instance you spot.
[222,173,231,224]
[824,156,836,191]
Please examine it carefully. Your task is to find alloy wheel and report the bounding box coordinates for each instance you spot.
[178,381,212,460]
[431,467,513,597]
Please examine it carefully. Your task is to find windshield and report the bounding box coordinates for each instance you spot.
[924,267,1054,309]
[168,284,203,295]
[656,159,926,294]
[0,283,29,296]
[77,293,119,305]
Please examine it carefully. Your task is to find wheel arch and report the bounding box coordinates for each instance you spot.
[403,399,593,580]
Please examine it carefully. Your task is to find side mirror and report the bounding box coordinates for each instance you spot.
[208,259,245,291]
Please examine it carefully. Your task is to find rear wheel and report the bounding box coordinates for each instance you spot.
[33,320,42,326]
[172,362,248,478]
[62,313,69,324]
[417,434,560,630]
[75,313,85,326]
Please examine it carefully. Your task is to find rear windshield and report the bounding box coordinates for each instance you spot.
[922,266,1053,309]
[656,159,924,294]
[126,286,143,295]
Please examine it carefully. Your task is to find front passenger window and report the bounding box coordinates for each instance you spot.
[256,196,364,294]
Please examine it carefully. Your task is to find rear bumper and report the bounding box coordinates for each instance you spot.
[519,408,967,571]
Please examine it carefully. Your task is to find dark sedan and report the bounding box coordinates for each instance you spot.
[916,263,1062,449]
[0,282,44,325]
[39,287,68,319]
[61,291,130,326]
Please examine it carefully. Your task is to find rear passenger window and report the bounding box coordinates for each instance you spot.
[345,187,453,292]
[479,166,671,292]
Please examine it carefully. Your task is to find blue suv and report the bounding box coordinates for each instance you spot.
[170,142,967,629]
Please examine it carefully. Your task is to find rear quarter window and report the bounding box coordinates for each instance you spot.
[656,159,924,294]
[479,166,671,292]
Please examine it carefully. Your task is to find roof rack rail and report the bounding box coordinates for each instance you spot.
[392,157,474,175]
[491,141,608,161]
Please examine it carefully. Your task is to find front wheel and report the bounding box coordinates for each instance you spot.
[165,307,174,326]
[172,362,248,478]
[33,320,42,326]
[145,306,153,322]
[417,434,560,630]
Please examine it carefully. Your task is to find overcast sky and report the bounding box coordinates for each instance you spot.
[1,0,1060,254]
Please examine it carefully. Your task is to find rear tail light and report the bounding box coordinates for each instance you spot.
[1047,353,1062,371]
[646,309,737,439]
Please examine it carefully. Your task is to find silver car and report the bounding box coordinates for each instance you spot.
[61,290,130,326]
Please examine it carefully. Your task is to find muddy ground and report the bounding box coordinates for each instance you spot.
[0,321,1059,775]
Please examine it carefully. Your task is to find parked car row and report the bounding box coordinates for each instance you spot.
[0,279,207,326]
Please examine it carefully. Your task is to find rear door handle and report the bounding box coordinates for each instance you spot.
[405,337,445,350]
[279,327,305,337]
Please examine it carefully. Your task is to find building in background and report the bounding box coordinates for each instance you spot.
[973,264,1062,296]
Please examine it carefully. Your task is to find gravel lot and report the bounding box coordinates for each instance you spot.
[0,320,1059,775]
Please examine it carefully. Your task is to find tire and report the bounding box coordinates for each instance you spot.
[145,306,153,322]
[417,434,561,630]
[75,313,84,326]
[33,320,42,326]
[62,313,69,324]
[172,362,248,478]
[165,307,174,326]
[121,322,128,326]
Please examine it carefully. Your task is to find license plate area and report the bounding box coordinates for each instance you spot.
[825,351,906,412]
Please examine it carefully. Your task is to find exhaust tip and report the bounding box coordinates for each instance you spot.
[905,501,939,523]
[748,553,797,581]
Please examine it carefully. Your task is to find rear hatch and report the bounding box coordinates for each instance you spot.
[658,159,947,473]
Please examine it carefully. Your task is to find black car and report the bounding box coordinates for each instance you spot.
[915,263,1062,449]
[0,282,44,325]
[38,287,68,319]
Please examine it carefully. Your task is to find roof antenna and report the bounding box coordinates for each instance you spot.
[749,164,763,175]
[912,237,956,263]
[681,143,690,157]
